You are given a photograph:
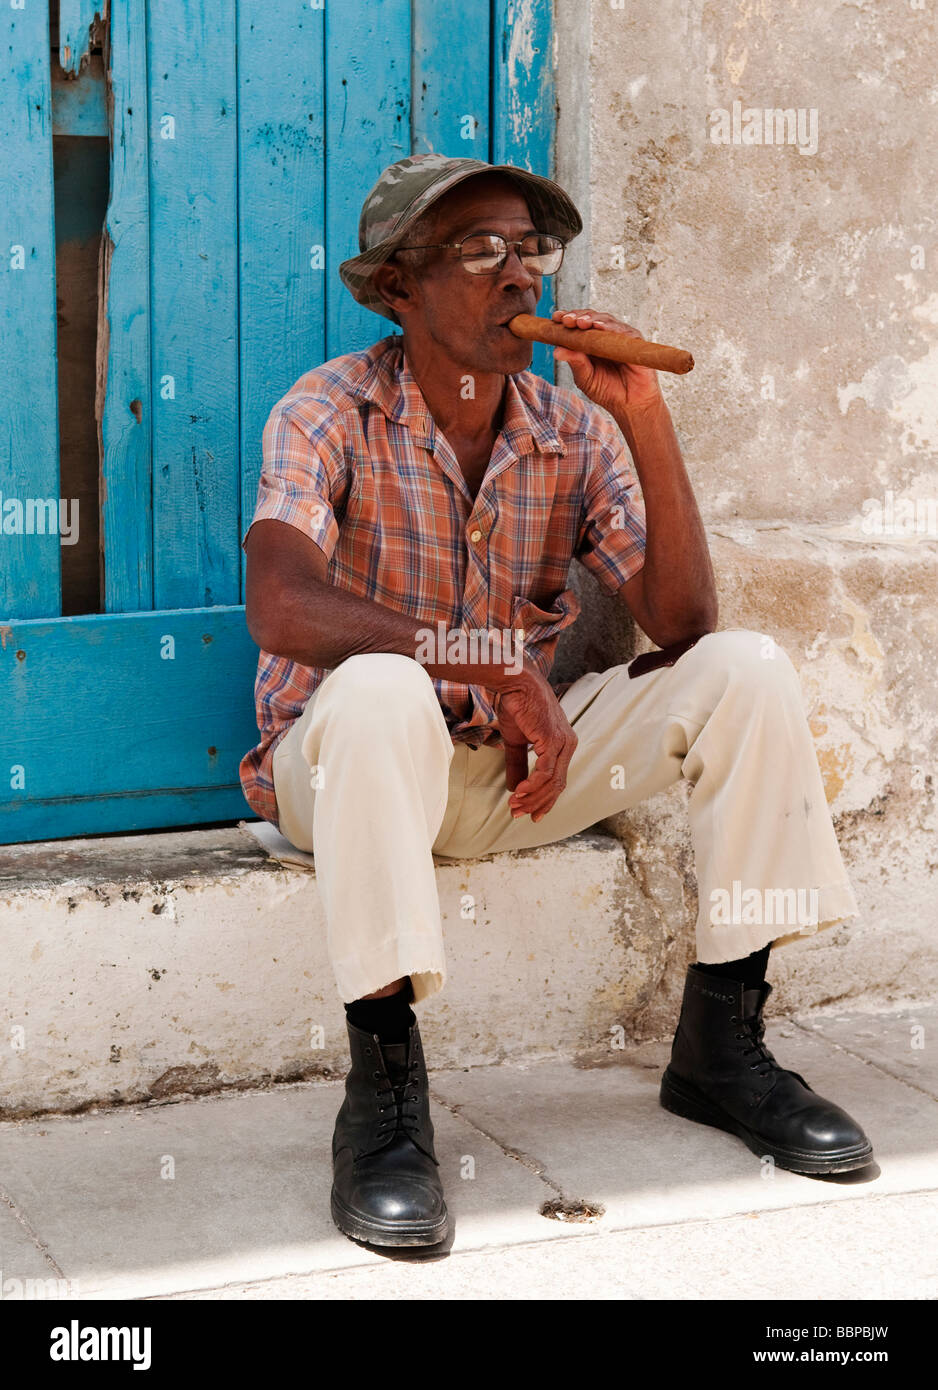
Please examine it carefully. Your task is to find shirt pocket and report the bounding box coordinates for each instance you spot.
[510,587,581,671]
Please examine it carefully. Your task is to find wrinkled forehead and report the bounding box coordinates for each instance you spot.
[427,173,534,238]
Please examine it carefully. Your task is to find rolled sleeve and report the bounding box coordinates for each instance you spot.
[575,419,646,594]
[242,402,346,561]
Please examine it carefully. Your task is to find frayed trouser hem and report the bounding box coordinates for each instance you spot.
[333,936,446,1005]
[694,880,859,963]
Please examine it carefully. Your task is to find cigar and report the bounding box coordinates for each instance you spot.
[507,313,694,375]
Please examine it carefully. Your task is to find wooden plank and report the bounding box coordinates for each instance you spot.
[148,1,240,610]
[412,0,489,156]
[324,0,411,357]
[0,607,261,844]
[492,0,557,383]
[98,0,153,612]
[0,0,62,618]
[237,1,326,600]
[58,0,103,76]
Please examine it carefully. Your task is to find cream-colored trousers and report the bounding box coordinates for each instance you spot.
[271,629,859,1004]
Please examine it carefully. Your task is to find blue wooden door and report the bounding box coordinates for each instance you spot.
[0,0,557,845]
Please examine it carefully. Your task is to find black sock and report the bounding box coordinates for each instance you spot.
[694,944,771,991]
[345,979,416,1043]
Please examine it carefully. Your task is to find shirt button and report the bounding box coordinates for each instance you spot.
[469,528,483,543]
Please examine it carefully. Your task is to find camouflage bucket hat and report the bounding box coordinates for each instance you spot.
[338,152,583,323]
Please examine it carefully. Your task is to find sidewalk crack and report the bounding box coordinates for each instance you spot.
[429,1087,564,1196]
[790,1017,938,1105]
[0,1184,65,1278]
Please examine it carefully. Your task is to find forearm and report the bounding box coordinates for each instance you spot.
[613,395,717,642]
[267,578,533,693]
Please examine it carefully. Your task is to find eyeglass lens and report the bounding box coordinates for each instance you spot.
[460,233,563,275]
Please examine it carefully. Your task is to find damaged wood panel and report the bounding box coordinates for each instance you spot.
[0,606,260,844]
[98,0,153,612]
[491,0,556,382]
[412,0,490,156]
[52,51,108,135]
[236,0,326,602]
[324,0,411,357]
[148,1,240,611]
[0,0,62,618]
[58,0,104,76]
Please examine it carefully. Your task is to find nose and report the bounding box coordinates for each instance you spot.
[496,245,538,295]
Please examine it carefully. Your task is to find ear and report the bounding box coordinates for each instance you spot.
[372,257,417,323]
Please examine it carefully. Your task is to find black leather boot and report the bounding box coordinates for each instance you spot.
[660,964,873,1174]
[331,1016,448,1246]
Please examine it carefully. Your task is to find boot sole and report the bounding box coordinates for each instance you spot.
[660,1067,874,1175]
[330,1187,449,1248]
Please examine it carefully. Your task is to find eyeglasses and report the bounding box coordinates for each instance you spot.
[394,232,565,276]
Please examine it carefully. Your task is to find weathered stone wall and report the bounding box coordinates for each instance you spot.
[554,0,938,1032]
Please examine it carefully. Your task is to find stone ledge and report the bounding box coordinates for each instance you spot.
[0,825,661,1117]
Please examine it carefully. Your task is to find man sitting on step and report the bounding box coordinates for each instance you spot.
[240,153,873,1250]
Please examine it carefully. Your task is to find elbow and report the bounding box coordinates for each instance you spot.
[245,597,282,655]
[648,599,719,649]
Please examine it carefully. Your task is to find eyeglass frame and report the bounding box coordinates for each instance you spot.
[392,230,566,275]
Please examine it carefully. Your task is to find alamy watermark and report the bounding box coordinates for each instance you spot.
[0,494,79,546]
[710,881,820,928]
[0,1270,76,1300]
[859,490,938,537]
[415,622,525,675]
[709,101,819,157]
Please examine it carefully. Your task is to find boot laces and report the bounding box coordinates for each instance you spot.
[373,1056,422,1140]
[730,1010,778,1078]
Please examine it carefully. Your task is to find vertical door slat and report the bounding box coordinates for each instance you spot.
[492,0,557,382]
[148,0,240,610]
[58,0,101,75]
[413,0,489,157]
[324,0,411,358]
[100,0,153,612]
[0,1,62,618]
[237,1,326,599]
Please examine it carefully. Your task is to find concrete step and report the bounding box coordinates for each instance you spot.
[0,1002,935,1300]
[1,823,658,1115]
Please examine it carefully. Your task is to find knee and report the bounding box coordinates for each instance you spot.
[321,653,439,722]
[699,628,802,702]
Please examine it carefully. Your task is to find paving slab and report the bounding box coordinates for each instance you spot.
[795,1003,938,1100]
[429,1023,938,1228]
[0,1082,553,1299]
[0,1005,936,1299]
[173,1189,938,1301]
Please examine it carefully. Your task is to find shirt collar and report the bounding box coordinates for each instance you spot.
[361,336,566,458]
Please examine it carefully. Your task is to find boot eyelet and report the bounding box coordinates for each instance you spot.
[373,1071,381,1079]
[729,1016,737,1024]
[364,1048,372,1055]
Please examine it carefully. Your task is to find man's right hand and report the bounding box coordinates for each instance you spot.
[493,665,578,823]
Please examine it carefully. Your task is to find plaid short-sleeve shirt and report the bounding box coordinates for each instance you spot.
[239,335,646,827]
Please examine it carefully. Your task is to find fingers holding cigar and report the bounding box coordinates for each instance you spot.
[507,310,694,375]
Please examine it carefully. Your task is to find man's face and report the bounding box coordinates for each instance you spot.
[385,174,544,374]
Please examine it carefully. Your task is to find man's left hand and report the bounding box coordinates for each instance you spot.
[550,307,664,417]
